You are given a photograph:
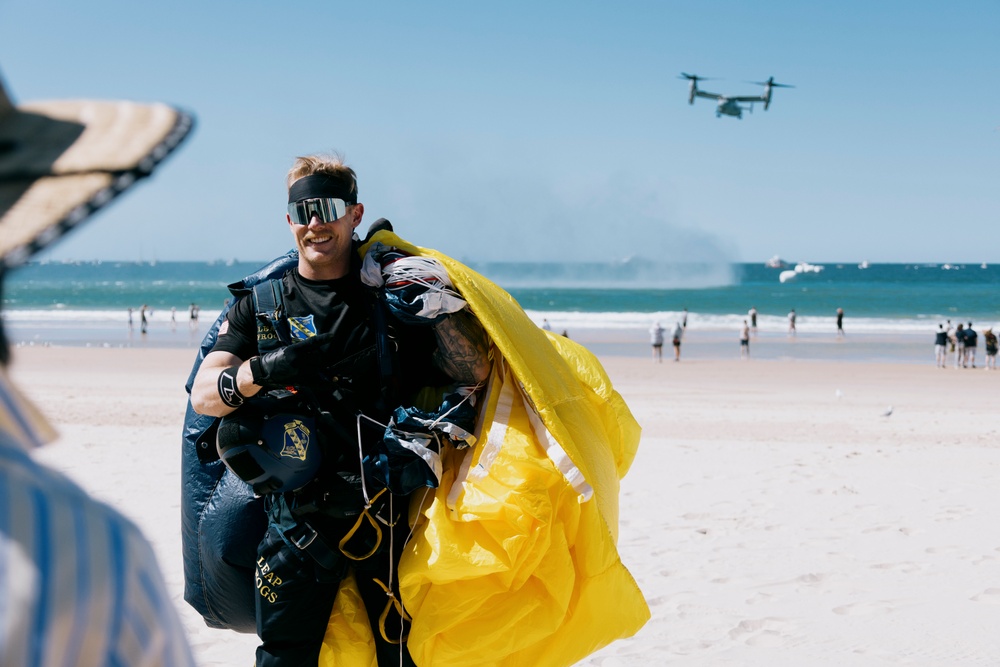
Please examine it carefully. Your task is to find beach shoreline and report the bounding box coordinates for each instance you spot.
[4,317,974,367]
[10,346,1000,666]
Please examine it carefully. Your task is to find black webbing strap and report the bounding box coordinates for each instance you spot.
[372,298,400,410]
[252,279,291,351]
[283,521,343,570]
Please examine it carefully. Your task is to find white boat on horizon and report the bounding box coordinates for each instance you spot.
[765,255,788,269]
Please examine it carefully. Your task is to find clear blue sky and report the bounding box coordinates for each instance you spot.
[2,0,997,264]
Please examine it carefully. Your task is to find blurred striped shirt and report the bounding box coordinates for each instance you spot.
[0,370,196,666]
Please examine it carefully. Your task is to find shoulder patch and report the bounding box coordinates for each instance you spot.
[218,320,230,336]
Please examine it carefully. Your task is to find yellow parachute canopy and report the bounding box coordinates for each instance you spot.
[320,232,648,666]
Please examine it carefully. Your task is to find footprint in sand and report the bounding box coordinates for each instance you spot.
[758,571,832,591]
[832,600,898,615]
[925,545,961,555]
[869,561,926,573]
[970,588,1000,604]
[728,618,795,647]
[933,505,974,521]
[587,656,631,666]
[744,592,774,606]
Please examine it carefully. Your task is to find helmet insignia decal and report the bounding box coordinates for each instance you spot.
[288,315,317,340]
[279,419,311,461]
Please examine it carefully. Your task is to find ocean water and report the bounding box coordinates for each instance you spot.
[2,259,999,347]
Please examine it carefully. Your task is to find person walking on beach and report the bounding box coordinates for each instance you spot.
[671,321,683,361]
[953,322,965,368]
[681,308,688,329]
[127,306,134,331]
[0,65,196,666]
[836,307,845,337]
[788,309,797,336]
[984,327,997,370]
[748,306,758,335]
[964,322,978,368]
[650,321,666,362]
[739,320,750,359]
[934,324,949,368]
[140,304,149,334]
[191,153,491,667]
[541,318,552,332]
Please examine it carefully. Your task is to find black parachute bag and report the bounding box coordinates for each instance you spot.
[181,250,297,631]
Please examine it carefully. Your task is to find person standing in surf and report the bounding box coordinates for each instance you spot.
[650,321,666,362]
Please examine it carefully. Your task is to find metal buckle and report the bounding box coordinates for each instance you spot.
[290,523,318,550]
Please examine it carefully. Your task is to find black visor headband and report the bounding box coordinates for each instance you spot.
[288,173,357,205]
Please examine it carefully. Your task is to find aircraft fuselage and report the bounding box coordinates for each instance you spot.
[717,99,743,118]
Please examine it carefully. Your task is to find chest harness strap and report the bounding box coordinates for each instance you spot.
[252,279,291,350]
[253,277,404,565]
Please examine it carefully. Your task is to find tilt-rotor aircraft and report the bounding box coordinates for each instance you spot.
[680,73,793,119]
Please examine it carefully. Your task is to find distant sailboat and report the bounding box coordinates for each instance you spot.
[858,260,870,269]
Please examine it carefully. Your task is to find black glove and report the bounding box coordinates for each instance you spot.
[249,332,338,388]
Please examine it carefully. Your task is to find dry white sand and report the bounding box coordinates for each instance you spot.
[10,346,1000,666]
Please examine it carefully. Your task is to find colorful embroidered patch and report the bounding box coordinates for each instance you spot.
[288,315,317,340]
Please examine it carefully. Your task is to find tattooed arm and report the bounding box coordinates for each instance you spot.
[431,309,491,385]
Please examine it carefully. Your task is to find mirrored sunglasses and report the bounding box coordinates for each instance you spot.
[288,197,348,225]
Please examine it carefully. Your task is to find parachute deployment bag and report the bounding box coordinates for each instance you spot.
[181,251,297,631]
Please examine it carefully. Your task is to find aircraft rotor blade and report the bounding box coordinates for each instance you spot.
[748,77,795,88]
[679,72,717,82]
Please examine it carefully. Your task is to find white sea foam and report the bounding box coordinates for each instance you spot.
[3,308,994,338]
[523,310,996,335]
[1,308,224,325]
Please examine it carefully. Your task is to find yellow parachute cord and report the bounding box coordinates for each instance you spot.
[372,578,411,644]
[338,487,387,561]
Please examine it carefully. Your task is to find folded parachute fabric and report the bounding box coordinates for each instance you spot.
[364,390,479,496]
[319,232,648,666]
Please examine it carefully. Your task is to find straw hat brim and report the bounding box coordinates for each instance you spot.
[0,96,193,268]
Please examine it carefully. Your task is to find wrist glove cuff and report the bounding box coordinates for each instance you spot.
[249,356,266,386]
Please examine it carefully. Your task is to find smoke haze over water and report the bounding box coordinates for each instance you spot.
[376,146,737,274]
[468,260,736,290]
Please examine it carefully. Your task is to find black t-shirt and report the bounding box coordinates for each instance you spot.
[935,330,948,345]
[212,267,444,419]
